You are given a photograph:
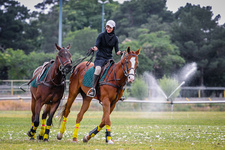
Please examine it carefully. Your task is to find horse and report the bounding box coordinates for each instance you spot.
[57,47,140,144]
[27,44,72,142]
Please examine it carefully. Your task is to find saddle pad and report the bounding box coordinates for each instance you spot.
[30,64,52,88]
[82,62,113,87]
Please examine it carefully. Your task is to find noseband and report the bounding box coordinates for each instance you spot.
[121,54,137,77]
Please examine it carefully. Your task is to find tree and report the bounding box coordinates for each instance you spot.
[139,31,185,77]
[119,40,154,75]
[111,0,173,36]
[171,3,221,86]
[0,0,40,53]
[63,28,98,56]
[203,25,225,86]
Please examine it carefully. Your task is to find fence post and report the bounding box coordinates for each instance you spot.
[11,80,13,95]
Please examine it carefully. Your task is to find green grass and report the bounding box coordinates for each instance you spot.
[0,111,225,150]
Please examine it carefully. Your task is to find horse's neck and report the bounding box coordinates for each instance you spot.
[49,62,63,84]
[114,60,127,85]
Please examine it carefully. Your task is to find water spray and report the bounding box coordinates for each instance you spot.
[157,86,168,99]
[167,81,185,100]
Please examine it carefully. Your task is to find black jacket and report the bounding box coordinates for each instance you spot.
[95,30,119,60]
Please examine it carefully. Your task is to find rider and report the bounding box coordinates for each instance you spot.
[87,20,122,97]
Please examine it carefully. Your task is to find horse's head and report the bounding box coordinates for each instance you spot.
[55,43,72,75]
[121,47,140,83]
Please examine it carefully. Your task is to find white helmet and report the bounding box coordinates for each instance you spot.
[106,20,116,28]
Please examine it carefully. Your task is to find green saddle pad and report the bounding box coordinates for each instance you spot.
[30,64,52,88]
[83,62,113,87]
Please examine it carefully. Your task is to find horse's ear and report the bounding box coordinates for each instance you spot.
[55,43,61,51]
[135,47,141,55]
[126,47,131,54]
[67,44,71,50]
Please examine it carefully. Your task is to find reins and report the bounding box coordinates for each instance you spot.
[71,48,94,73]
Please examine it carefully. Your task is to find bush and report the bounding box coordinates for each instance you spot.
[130,77,148,100]
[158,75,181,100]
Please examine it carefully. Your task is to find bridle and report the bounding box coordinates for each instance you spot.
[41,48,72,87]
[57,49,72,76]
[121,53,138,77]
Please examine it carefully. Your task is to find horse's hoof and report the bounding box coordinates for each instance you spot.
[27,131,32,137]
[57,132,63,140]
[43,138,49,142]
[72,137,78,143]
[83,135,89,143]
[30,137,35,141]
[37,135,43,140]
[107,139,114,144]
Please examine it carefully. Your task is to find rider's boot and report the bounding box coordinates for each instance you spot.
[87,74,99,97]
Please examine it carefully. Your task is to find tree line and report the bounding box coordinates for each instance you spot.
[0,0,225,87]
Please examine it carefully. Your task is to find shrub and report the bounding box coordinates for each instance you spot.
[130,77,148,100]
[158,75,181,100]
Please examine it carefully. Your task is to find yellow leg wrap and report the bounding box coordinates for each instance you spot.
[106,125,111,141]
[60,116,68,134]
[46,125,51,130]
[106,125,111,132]
[32,122,37,130]
[90,126,102,137]
[40,119,46,136]
[30,123,37,136]
[97,126,102,131]
[72,123,80,139]
[43,134,48,140]
[43,125,51,140]
[107,136,112,141]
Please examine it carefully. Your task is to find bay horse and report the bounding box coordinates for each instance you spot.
[57,47,140,144]
[27,44,72,141]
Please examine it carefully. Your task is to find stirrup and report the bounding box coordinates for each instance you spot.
[87,88,96,97]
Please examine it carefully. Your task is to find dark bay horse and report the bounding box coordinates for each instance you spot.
[27,44,72,141]
[57,47,140,144]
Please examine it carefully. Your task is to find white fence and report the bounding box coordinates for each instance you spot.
[1,80,225,104]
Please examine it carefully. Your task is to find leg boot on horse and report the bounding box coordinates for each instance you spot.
[37,105,50,140]
[72,96,91,142]
[27,99,42,140]
[43,102,60,142]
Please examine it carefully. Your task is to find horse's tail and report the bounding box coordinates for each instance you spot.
[58,101,67,125]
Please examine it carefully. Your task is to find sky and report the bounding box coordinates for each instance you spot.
[17,0,225,25]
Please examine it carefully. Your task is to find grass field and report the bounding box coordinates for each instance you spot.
[0,111,225,150]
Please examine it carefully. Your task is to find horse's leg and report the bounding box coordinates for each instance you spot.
[43,101,60,142]
[72,94,92,142]
[37,105,50,140]
[57,88,79,140]
[27,99,42,140]
[28,94,36,140]
[83,98,115,144]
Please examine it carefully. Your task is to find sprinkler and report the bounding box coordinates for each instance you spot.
[167,81,185,100]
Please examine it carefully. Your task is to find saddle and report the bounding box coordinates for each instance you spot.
[36,61,51,82]
[29,60,54,87]
[82,59,114,88]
